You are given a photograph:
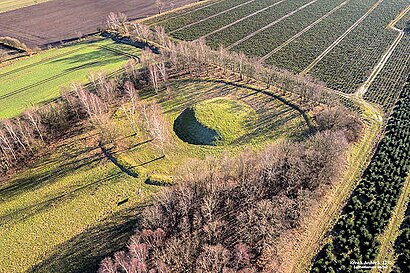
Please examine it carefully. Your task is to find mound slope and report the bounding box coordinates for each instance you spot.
[174,97,257,145]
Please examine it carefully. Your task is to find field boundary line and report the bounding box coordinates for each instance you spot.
[355,30,404,98]
[169,0,258,34]
[261,0,350,61]
[226,0,319,50]
[143,0,223,26]
[199,0,287,39]
[387,5,410,30]
[300,0,385,76]
[371,175,410,273]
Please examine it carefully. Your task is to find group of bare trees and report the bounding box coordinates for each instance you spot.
[0,99,78,173]
[104,19,340,108]
[98,108,361,272]
[0,55,172,175]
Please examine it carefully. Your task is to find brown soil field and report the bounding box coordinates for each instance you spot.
[0,0,194,48]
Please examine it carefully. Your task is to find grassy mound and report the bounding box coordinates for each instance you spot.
[174,97,257,145]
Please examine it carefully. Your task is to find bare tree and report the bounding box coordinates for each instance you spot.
[155,0,165,14]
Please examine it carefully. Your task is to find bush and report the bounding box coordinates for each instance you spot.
[145,174,173,186]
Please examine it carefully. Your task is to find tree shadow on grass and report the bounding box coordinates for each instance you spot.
[27,204,145,273]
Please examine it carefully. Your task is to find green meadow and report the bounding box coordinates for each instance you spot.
[0,38,140,119]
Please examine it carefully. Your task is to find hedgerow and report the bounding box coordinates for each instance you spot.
[311,75,410,272]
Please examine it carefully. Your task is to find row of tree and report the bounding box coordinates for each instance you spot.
[311,75,410,272]
[103,15,343,108]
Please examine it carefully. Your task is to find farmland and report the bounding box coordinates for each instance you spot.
[0,38,140,119]
[311,74,410,272]
[1,0,410,272]
[0,0,195,48]
[0,0,50,13]
[151,0,410,94]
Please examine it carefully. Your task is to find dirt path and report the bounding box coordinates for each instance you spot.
[199,0,287,39]
[169,0,258,34]
[226,0,318,50]
[300,0,385,75]
[261,0,350,61]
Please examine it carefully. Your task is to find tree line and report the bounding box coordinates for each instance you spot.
[103,13,344,107]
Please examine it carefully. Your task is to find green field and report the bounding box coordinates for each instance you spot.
[0,38,140,119]
[0,75,309,272]
[0,0,50,13]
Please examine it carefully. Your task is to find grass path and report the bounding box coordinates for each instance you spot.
[261,0,350,61]
[370,175,410,273]
[169,0,257,34]
[199,0,287,39]
[300,0,385,75]
[226,0,318,50]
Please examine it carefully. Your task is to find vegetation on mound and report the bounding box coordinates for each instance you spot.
[174,97,257,145]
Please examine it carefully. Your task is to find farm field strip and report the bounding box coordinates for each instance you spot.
[226,0,318,50]
[199,0,287,40]
[364,35,410,110]
[171,0,290,40]
[300,0,384,75]
[265,0,382,73]
[169,0,257,33]
[370,174,410,273]
[355,30,404,98]
[308,0,409,93]
[388,4,410,29]
[153,0,253,33]
[203,0,315,49]
[146,0,223,26]
[261,0,350,61]
[0,0,50,13]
